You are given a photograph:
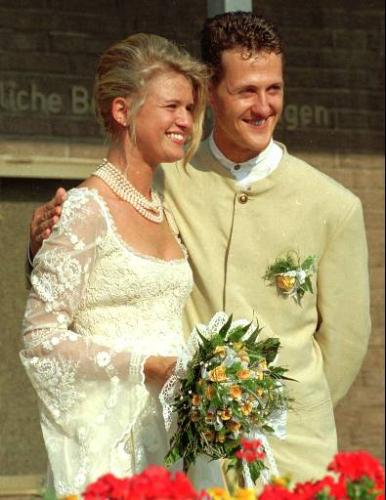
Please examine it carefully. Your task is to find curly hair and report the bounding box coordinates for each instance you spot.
[201,11,284,84]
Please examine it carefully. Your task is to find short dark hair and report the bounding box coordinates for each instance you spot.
[201,11,284,83]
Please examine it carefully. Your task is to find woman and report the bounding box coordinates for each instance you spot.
[21,33,214,495]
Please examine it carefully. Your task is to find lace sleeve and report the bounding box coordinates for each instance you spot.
[20,189,148,424]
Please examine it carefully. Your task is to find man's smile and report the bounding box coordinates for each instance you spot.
[242,117,269,128]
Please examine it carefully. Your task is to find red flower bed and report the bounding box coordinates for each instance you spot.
[81,449,385,499]
[329,451,385,492]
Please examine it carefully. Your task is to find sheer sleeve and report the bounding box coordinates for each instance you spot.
[20,189,148,426]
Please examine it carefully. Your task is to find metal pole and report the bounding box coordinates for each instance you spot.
[207,0,252,17]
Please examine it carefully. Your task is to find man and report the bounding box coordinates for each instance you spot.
[29,12,371,483]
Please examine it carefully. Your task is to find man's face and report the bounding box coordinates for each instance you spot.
[209,48,284,163]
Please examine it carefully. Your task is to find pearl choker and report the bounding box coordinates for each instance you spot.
[93,159,164,223]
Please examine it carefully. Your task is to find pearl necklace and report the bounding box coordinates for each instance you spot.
[93,159,164,223]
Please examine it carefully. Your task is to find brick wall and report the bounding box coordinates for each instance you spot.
[257,0,384,156]
[0,0,207,142]
[0,0,384,478]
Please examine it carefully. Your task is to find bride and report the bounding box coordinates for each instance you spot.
[20,33,219,495]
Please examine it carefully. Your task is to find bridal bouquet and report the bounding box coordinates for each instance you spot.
[164,313,292,486]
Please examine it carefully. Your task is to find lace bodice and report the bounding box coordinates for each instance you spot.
[21,188,193,494]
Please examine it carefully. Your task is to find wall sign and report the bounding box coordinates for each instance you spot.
[0,79,94,116]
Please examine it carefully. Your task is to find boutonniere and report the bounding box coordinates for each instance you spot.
[264,252,317,305]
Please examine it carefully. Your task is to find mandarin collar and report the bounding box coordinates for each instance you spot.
[209,132,274,171]
[208,133,283,188]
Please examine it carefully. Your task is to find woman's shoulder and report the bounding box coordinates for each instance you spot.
[65,177,109,212]
[60,180,112,232]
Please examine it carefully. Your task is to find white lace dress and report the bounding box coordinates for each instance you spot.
[21,188,195,495]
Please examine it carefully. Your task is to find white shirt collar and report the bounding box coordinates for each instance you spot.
[208,132,283,188]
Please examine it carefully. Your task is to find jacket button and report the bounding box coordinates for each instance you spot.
[238,193,248,204]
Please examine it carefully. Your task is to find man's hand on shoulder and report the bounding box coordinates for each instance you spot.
[30,188,67,258]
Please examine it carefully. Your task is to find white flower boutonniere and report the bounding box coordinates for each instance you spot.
[264,252,316,305]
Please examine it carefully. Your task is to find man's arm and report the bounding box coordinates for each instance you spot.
[315,197,371,406]
[29,187,67,259]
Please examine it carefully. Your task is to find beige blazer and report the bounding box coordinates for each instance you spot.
[155,139,371,482]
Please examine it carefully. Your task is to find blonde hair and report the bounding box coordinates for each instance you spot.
[94,33,209,164]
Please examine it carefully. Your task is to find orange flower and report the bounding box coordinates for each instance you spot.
[238,350,250,363]
[209,365,228,382]
[218,408,233,421]
[236,369,251,380]
[206,487,231,500]
[241,401,253,416]
[214,345,226,357]
[234,489,256,500]
[192,394,201,406]
[204,430,215,442]
[226,420,241,433]
[229,384,243,400]
[271,475,291,488]
[276,274,296,292]
[205,410,216,424]
[190,411,200,422]
[216,432,226,443]
[233,342,244,351]
[255,359,267,380]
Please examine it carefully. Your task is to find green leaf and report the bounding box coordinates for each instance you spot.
[228,324,250,342]
[305,276,313,293]
[301,255,315,269]
[277,374,298,382]
[219,314,233,338]
[164,447,182,467]
[245,322,262,346]
[258,338,281,363]
[195,327,210,348]
[248,460,266,483]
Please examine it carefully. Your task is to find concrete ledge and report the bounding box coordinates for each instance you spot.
[0,474,43,496]
[0,156,95,180]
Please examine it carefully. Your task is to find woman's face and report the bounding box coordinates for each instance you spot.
[134,71,195,166]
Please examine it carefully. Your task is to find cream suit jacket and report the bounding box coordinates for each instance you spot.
[155,139,371,483]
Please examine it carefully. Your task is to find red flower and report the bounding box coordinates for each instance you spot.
[328,475,347,499]
[84,466,198,499]
[235,439,266,463]
[172,471,199,498]
[259,484,295,499]
[292,475,346,499]
[328,451,385,491]
[83,473,131,499]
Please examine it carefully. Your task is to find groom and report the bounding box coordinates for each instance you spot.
[29,12,371,483]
